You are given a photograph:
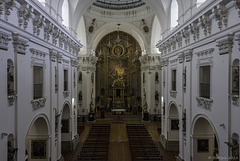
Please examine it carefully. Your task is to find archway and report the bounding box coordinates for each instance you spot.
[95,31,141,115]
[61,103,72,152]
[26,116,50,161]
[167,102,179,151]
[192,117,219,161]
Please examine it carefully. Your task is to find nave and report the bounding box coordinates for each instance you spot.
[63,119,177,161]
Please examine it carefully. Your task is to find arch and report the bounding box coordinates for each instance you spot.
[25,114,50,161]
[61,102,72,152]
[88,22,147,55]
[167,102,179,146]
[72,0,167,37]
[191,115,219,161]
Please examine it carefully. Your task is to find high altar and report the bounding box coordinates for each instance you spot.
[95,31,141,111]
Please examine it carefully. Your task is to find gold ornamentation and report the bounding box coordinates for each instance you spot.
[112,44,124,57]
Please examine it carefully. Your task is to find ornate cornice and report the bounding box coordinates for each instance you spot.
[195,48,214,57]
[5,0,15,21]
[33,15,45,36]
[196,97,213,111]
[216,34,234,55]
[31,97,46,110]
[12,33,29,54]
[0,31,11,50]
[30,48,47,59]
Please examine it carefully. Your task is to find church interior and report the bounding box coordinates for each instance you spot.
[0,0,239,161]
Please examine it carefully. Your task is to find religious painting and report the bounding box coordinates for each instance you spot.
[31,140,46,159]
[61,119,69,133]
[171,119,179,130]
[197,139,209,152]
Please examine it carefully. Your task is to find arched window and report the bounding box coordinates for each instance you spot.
[62,0,69,28]
[170,0,178,29]
[232,59,239,95]
[38,0,46,7]
[197,0,206,8]
[7,59,14,96]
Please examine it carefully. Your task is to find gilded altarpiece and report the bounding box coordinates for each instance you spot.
[96,31,141,110]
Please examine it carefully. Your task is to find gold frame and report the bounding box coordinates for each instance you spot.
[112,44,125,57]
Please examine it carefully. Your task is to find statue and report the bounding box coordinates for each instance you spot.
[225,138,239,161]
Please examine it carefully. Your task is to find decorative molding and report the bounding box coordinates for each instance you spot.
[57,53,63,63]
[170,58,178,64]
[71,58,78,67]
[196,97,213,110]
[30,48,47,59]
[190,23,199,41]
[232,95,239,106]
[234,0,240,17]
[8,95,15,106]
[63,59,69,65]
[170,90,177,98]
[199,15,211,37]
[178,53,184,63]
[12,33,29,54]
[213,4,228,30]
[182,27,190,45]
[195,48,214,57]
[63,91,69,98]
[216,34,233,55]
[33,15,45,36]
[44,22,53,41]
[5,0,15,21]
[31,97,46,110]
[18,4,33,29]
[184,49,193,62]
[49,49,57,62]
[235,34,240,51]
[0,31,11,50]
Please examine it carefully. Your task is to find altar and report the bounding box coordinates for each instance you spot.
[112,108,125,115]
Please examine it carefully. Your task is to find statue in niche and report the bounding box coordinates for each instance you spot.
[155,91,159,101]
[233,67,239,94]
[155,72,159,82]
[225,138,239,161]
[7,65,14,95]
[183,67,186,88]
[182,109,186,132]
[79,72,82,83]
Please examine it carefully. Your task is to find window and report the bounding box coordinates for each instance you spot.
[172,69,176,91]
[170,0,178,29]
[199,66,210,98]
[7,59,14,96]
[232,59,239,95]
[38,0,46,7]
[33,66,43,99]
[197,0,206,8]
[62,0,69,28]
[64,70,68,91]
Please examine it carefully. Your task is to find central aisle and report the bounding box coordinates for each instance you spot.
[108,121,131,161]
